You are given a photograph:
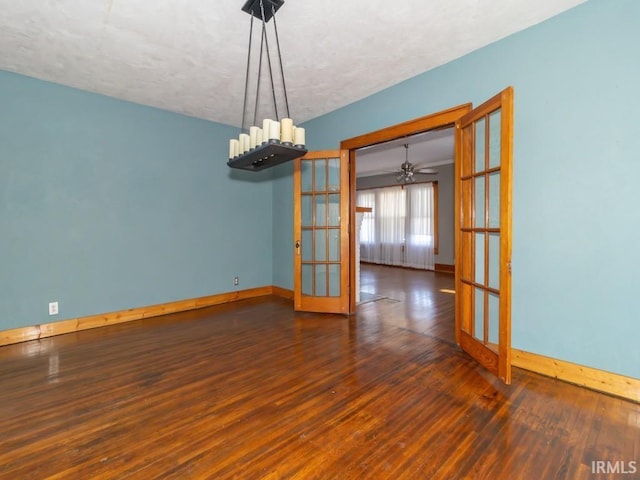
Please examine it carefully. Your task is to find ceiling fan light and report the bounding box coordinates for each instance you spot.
[397,144,417,184]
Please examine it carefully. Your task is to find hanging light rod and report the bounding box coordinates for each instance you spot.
[227,0,307,172]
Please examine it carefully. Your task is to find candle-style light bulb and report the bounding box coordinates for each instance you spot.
[269,121,281,142]
[294,127,305,147]
[262,119,272,143]
[249,126,259,149]
[280,118,293,144]
[229,139,239,159]
[239,133,250,154]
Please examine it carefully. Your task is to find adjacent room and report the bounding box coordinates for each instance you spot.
[1,0,639,478]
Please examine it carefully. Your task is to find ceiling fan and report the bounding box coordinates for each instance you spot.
[396,144,437,184]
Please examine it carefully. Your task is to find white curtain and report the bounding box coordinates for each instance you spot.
[405,183,435,269]
[357,191,376,261]
[357,183,434,270]
[376,186,405,266]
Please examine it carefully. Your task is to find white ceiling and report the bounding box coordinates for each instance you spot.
[0,0,586,129]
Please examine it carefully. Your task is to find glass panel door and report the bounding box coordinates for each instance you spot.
[455,87,513,384]
[294,150,349,313]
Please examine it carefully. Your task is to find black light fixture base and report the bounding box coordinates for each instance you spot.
[241,0,284,22]
[228,142,307,171]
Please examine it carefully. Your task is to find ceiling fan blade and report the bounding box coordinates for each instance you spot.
[358,169,401,177]
[414,168,437,174]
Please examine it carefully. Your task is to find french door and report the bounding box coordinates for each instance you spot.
[293,150,350,313]
[455,87,514,384]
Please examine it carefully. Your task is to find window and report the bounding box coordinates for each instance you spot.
[356,183,437,270]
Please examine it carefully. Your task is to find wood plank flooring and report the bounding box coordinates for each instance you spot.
[0,265,638,479]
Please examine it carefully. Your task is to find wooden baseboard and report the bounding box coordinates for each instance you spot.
[435,263,455,274]
[362,261,440,272]
[272,286,294,300]
[512,348,640,404]
[362,262,456,274]
[0,286,279,347]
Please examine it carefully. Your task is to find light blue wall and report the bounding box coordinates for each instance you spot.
[272,162,294,287]
[0,72,273,331]
[272,0,640,378]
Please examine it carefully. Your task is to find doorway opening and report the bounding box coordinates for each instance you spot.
[337,88,514,385]
[341,104,472,314]
[353,127,455,302]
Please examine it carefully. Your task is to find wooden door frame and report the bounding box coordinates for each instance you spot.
[340,104,473,313]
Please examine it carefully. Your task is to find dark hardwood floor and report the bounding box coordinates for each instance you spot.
[0,264,638,479]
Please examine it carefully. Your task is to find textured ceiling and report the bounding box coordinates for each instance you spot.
[0,0,586,129]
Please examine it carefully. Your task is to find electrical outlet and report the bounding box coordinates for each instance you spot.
[234,276,239,286]
[48,301,59,316]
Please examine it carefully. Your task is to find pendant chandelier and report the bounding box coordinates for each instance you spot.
[227,0,307,171]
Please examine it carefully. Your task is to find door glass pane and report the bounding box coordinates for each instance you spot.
[302,264,313,296]
[315,264,327,296]
[475,233,485,285]
[328,157,340,192]
[488,292,499,348]
[314,159,327,191]
[475,118,486,173]
[302,229,312,262]
[489,110,502,169]
[488,172,500,228]
[301,195,312,227]
[314,229,327,262]
[474,287,484,341]
[474,176,485,228]
[328,194,340,226]
[328,229,340,261]
[488,233,500,290]
[314,195,326,227]
[301,160,313,192]
[328,264,340,297]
